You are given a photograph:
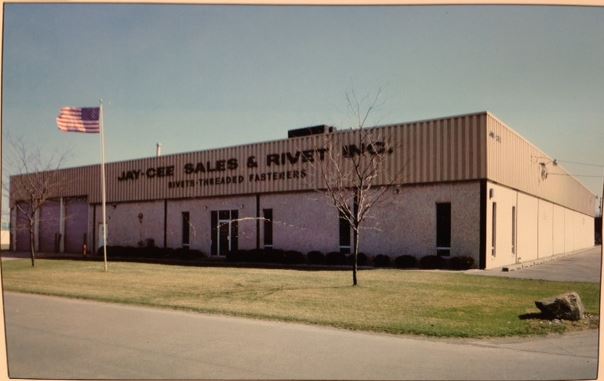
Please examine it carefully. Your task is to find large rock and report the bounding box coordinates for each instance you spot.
[535,292,585,321]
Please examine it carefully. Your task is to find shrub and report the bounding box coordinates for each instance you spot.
[97,246,131,257]
[373,254,391,267]
[449,256,475,270]
[419,255,448,269]
[232,249,262,262]
[138,246,163,258]
[263,248,285,263]
[394,255,417,269]
[283,250,306,264]
[248,249,264,262]
[346,252,368,266]
[174,248,206,259]
[226,248,288,263]
[307,251,325,264]
[357,253,369,266]
[325,251,347,265]
[225,249,242,262]
[96,245,208,260]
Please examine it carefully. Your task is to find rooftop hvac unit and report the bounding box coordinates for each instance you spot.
[287,124,335,138]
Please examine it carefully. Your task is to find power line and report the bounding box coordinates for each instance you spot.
[555,159,604,168]
[548,173,603,178]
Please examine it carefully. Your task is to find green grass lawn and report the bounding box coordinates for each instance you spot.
[1,259,599,337]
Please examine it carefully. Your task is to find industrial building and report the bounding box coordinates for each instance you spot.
[9,111,596,269]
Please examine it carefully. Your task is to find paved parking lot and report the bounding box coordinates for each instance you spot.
[467,246,602,283]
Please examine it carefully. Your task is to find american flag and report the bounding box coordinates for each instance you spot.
[56,107,101,133]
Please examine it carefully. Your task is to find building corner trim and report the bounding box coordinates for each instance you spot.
[479,179,487,269]
[256,194,260,250]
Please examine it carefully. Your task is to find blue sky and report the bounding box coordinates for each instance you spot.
[3,4,604,207]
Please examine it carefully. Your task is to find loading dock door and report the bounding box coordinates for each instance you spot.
[15,203,31,252]
[39,200,60,253]
[64,198,88,253]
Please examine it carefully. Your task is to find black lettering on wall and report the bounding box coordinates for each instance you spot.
[227,158,238,170]
[267,154,280,166]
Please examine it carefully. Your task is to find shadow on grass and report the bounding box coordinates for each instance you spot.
[204,284,354,300]
[23,255,382,272]
[519,312,549,320]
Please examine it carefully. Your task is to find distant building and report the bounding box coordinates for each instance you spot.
[9,112,596,269]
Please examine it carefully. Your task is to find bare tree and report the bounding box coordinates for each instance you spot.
[3,137,69,267]
[316,90,404,286]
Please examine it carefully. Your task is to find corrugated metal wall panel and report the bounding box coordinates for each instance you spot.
[15,112,591,215]
[486,113,594,216]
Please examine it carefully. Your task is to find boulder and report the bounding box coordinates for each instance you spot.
[535,292,585,321]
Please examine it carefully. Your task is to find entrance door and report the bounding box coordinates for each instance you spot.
[211,209,239,256]
[217,220,230,255]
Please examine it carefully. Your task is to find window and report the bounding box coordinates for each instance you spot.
[339,210,351,254]
[263,209,273,248]
[511,206,516,254]
[491,202,497,256]
[436,203,451,256]
[182,212,190,247]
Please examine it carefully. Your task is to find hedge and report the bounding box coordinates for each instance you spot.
[96,246,206,259]
[449,256,475,270]
[373,254,391,267]
[419,255,449,269]
[394,255,417,268]
[307,251,325,264]
[346,252,369,266]
[325,252,347,265]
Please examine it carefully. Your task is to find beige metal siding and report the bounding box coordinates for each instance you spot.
[11,112,488,205]
[486,113,595,217]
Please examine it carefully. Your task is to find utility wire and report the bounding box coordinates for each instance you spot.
[548,173,603,178]
[555,159,604,168]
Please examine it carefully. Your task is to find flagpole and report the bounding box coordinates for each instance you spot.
[100,99,108,272]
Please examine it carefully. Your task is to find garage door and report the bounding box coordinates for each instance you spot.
[15,203,31,252]
[64,198,88,253]
[39,200,60,253]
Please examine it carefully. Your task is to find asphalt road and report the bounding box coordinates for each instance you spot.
[3,292,599,380]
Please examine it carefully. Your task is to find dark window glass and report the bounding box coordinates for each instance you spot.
[218,210,230,220]
[182,212,190,246]
[263,209,273,247]
[436,203,451,256]
[210,211,218,256]
[339,210,351,253]
[230,210,238,252]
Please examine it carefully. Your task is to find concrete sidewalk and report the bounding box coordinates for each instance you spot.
[3,292,599,380]
[466,246,602,283]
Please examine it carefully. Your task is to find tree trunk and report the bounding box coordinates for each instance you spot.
[29,223,36,267]
[352,226,360,286]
